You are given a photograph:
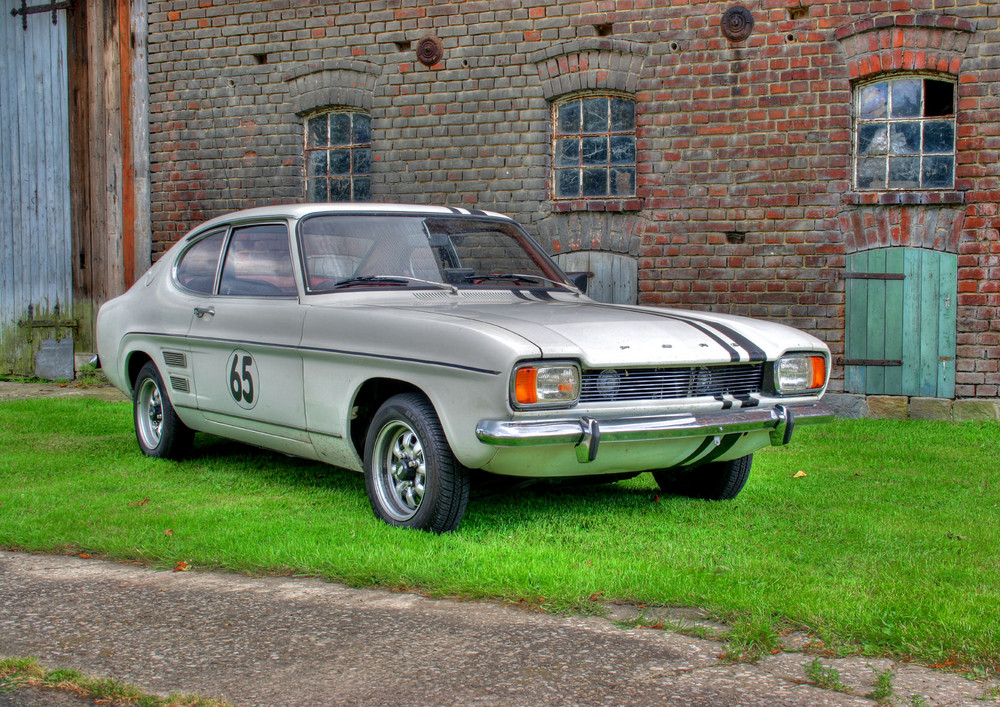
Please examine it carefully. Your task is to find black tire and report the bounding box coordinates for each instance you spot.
[652,454,753,501]
[133,361,193,460]
[363,393,470,533]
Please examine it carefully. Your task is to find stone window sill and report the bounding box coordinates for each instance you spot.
[551,198,644,213]
[842,191,965,206]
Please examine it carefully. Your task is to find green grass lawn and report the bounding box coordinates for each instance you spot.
[1,396,998,670]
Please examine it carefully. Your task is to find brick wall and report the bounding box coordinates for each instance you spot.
[146,0,1000,398]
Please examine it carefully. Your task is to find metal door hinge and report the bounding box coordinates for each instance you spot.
[10,0,72,30]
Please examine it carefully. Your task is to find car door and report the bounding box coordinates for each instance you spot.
[186,222,311,456]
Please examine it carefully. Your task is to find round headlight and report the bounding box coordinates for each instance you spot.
[595,369,620,399]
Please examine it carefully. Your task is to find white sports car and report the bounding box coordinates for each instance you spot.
[97,204,832,532]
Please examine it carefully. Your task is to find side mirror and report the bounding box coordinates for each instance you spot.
[565,271,590,294]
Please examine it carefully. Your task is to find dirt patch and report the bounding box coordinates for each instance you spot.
[0,380,128,402]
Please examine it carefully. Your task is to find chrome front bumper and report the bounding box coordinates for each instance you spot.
[476,403,834,464]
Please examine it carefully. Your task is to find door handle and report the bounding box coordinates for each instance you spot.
[194,306,215,318]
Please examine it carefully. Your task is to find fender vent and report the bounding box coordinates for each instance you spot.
[169,376,190,393]
[162,351,187,368]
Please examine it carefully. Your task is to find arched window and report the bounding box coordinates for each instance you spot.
[305,110,372,202]
[854,76,956,191]
[553,95,636,200]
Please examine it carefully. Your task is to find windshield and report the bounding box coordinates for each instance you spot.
[297,214,572,293]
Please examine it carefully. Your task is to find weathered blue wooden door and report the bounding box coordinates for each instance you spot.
[0,4,73,377]
[844,248,957,397]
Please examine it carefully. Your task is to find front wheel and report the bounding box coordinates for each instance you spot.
[133,361,193,459]
[363,393,470,533]
[652,454,752,501]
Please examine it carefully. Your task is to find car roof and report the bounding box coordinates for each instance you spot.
[186,203,514,237]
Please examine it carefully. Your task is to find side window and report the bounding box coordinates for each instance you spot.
[855,76,956,190]
[219,224,297,297]
[553,95,636,199]
[305,110,372,202]
[175,230,225,294]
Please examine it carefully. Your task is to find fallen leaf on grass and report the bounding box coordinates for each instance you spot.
[173,561,190,572]
[164,529,174,537]
[78,553,91,559]
[128,497,150,507]
[588,590,605,602]
[792,471,807,478]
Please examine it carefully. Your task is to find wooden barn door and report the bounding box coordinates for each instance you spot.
[844,248,957,398]
[1,4,74,377]
[553,251,638,305]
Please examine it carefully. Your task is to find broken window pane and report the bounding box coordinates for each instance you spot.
[581,137,608,166]
[610,136,636,164]
[329,113,352,145]
[856,158,886,190]
[610,97,635,131]
[924,80,954,117]
[555,138,579,167]
[888,156,920,189]
[609,167,635,196]
[582,96,608,133]
[859,83,887,119]
[858,124,888,155]
[329,149,351,176]
[890,79,921,118]
[308,114,328,148]
[922,155,954,189]
[556,169,579,197]
[558,102,580,134]
[890,123,920,155]
[923,122,954,154]
[581,169,608,196]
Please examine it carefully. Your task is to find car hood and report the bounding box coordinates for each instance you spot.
[382,294,825,368]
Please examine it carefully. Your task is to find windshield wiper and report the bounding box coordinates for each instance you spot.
[333,275,457,294]
[461,273,581,295]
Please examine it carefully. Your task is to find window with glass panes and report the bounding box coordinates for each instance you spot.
[855,77,955,190]
[305,110,371,202]
[553,95,636,199]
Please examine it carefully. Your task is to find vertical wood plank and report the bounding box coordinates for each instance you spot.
[918,249,940,397]
[844,252,867,393]
[937,253,958,398]
[901,248,922,396]
[865,249,887,394]
[882,248,905,394]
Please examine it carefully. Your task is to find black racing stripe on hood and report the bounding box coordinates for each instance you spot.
[653,313,742,362]
[693,319,767,362]
[527,288,555,301]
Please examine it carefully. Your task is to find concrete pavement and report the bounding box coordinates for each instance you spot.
[1,551,996,706]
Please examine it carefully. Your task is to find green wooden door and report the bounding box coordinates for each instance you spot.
[844,248,956,397]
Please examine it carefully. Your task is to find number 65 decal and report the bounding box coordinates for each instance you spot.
[227,349,259,410]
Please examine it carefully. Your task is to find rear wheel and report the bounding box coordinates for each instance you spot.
[133,361,193,459]
[363,393,470,533]
[652,454,752,501]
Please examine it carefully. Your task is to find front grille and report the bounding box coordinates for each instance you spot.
[580,364,764,403]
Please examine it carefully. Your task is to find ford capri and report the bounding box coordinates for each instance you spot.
[97,204,833,532]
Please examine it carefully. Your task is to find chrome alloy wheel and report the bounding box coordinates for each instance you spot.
[136,376,164,450]
[372,420,427,521]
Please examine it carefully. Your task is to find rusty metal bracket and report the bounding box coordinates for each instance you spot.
[840,358,902,367]
[17,318,79,329]
[841,272,906,280]
[10,0,72,30]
